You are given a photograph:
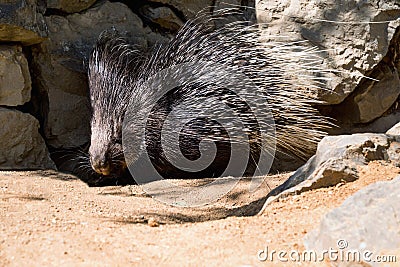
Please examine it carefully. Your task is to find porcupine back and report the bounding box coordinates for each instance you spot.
[88,8,333,182]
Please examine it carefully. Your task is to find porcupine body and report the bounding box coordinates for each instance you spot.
[86,9,332,185]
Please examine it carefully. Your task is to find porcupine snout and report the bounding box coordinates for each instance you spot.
[88,128,126,176]
[89,143,112,176]
[90,154,110,176]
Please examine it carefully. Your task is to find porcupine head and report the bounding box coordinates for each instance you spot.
[87,30,142,176]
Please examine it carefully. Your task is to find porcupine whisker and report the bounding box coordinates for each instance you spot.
[76,156,91,164]
[76,164,91,173]
[52,149,92,165]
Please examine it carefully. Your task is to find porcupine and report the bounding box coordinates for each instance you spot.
[85,8,333,185]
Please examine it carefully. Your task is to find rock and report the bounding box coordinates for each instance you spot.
[46,0,97,13]
[147,217,160,227]
[31,1,168,148]
[143,0,254,27]
[214,0,242,9]
[259,133,400,212]
[304,176,400,267]
[0,108,56,170]
[0,45,31,106]
[256,0,400,112]
[386,123,400,166]
[386,122,400,136]
[31,36,91,148]
[333,111,400,136]
[335,47,400,123]
[213,0,256,25]
[353,62,400,123]
[0,0,47,45]
[388,141,400,167]
[150,0,213,20]
[139,5,183,32]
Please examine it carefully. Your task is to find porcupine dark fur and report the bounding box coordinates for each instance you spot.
[82,8,333,185]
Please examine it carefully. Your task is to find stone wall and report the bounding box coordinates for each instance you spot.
[0,0,399,172]
[257,0,400,127]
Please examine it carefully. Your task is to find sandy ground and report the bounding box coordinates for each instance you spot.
[0,161,399,266]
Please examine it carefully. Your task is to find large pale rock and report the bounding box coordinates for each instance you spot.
[0,45,31,106]
[256,0,400,118]
[0,108,55,170]
[260,133,400,212]
[304,176,400,267]
[32,1,168,148]
[46,0,97,13]
[386,122,400,136]
[0,0,47,45]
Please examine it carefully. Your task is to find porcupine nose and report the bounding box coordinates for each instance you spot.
[90,155,111,176]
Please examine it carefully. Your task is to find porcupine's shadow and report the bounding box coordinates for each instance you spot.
[103,174,290,224]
